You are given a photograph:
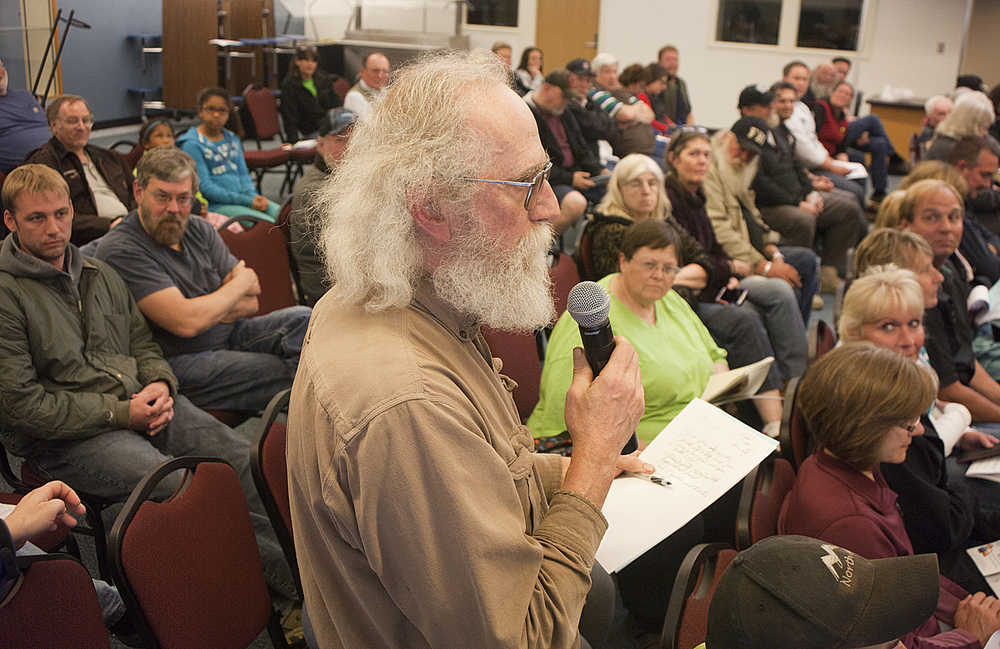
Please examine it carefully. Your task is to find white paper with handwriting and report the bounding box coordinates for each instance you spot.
[595,399,778,573]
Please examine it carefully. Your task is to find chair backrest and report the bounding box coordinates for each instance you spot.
[661,543,738,649]
[808,319,837,364]
[332,77,350,102]
[242,86,283,142]
[0,554,111,649]
[575,220,598,282]
[109,457,282,649]
[778,376,813,470]
[549,252,581,317]
[735,455,796,549]
[251,389,301,597]
[909,132,923,165]
[218,215,297,314]
[482,328,544,422]
[275,198,305,303]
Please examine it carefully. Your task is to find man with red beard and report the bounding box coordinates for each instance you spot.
[94,146,311,414]
[287,50,648,649]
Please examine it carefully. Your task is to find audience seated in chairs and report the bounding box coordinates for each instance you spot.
[925,91,995,163]
[581,153,784,433]
[917,95,954,160]
[877,178,1000,422]
[589,52,657,158]
[93,147,311,413]
[176,87,281,223]
[26,94,134,245]
[653,44,694,126]
[780,61,867,207]
[699,535,941,649]
[0,57,51,175]
[565,57,619,164]
[523,69,609,234]
[0,163,298,610]
[839,263,1000,593]
[280,44,343,143]
[618,63,672,133]
[343,52,389,119]
[778,342,1000,648]
[668,128,809,386]
[745,82,861,290]
[289,107,356,306]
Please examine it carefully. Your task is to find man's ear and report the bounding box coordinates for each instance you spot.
[2,210,15,234]
[410,196,451,244]
[133,178,143,203]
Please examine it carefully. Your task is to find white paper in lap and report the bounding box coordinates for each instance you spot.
[595,399,778,573]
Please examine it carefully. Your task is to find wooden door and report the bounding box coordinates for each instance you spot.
[535,0,600,71]
[163,0,217,110]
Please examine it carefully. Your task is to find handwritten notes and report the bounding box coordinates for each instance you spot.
[595,399,778,573]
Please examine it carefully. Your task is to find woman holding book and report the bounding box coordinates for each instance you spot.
[778,342,1000,649]
[528,219,781,445]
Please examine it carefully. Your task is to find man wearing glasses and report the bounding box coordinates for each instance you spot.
[26,94,134,245]
[287,50,647,649]
[0,57,51,175]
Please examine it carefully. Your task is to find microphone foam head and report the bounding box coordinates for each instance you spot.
[567,281,611,329]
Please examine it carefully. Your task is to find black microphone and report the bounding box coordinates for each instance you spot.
[567,281,638,454]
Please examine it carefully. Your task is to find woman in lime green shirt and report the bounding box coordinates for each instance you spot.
[528,218,727,444]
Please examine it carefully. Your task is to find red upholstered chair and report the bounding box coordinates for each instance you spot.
[332,77,350,102]
[0,554,111,649]
[549,251,581,317]
[735,455,796,549]
[109,456,289,649]
[217,215,297,315]
[778,376,813,471]
[241,85,292,194]
[250,389,301,598]
[482,328,545,422]
[808,319,837,364]
[661,543,738,649]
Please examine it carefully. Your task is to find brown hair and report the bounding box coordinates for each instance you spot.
[2,164,70,214]
[897,178,964,226]
[45,94,90,125]
[854,228,933,277]
[797,342,936,471]
[620,218,679,260]
[899,160,969,197]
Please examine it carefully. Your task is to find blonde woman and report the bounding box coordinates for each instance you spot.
[926,91,995,161]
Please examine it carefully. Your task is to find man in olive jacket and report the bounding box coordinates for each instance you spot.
[0,164,297,603]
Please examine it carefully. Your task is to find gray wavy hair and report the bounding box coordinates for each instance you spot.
[935,91,994,139]
[314,49,508,311]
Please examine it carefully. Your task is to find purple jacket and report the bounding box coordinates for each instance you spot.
[779,450,980,649]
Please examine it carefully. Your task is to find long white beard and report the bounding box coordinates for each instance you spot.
[433,221,556,332]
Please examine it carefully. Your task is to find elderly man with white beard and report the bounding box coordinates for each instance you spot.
[704,116,817,364]
[286,50,648,649]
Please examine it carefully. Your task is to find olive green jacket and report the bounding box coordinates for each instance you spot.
[0,235,177,456]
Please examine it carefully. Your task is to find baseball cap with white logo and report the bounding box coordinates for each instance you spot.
[705,535,939,649]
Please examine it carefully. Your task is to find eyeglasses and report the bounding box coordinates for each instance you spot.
[459,161,553,211]
[634,260,680,276]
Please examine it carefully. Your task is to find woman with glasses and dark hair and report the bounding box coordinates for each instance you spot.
[665,129,809,388]
[779,342,1000,649]
[176,87,280,222]
[280,45,343,142]
[581,153,783,433]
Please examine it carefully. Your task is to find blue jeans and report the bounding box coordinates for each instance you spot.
[169,306,312,412]
[29,394,299,604]
[738,274,808,381]
[776,245,820,325]
[698,301,785,387]
[846,114,895,195]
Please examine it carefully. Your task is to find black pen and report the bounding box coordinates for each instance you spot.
[624,471,671,487]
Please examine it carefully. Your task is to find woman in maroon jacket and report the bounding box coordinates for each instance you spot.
[779,342,1000,649]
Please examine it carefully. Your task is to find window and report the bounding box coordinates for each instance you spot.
[796,0,863,51]
[466,0,518,28]
[715,0,869,52]
[716,0,782,45]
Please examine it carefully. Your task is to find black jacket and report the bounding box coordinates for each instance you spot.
[527,101,603,188]
[752,123,812,208]
[26,137,135,246]
[280,69,343,141]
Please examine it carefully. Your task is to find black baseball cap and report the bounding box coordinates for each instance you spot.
[730,116,770,153]
[316,107,357,137]
[544,69,580,101]
[738,84,774,109]
[566,58,594,78]
[706,535,940,649]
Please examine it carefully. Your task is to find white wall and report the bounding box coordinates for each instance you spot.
[301,0,969,130]
[599,0,970,129]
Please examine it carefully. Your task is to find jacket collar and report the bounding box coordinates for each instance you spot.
[412,279,481,346]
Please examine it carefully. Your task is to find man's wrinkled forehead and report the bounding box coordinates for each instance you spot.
[466,84,548,176]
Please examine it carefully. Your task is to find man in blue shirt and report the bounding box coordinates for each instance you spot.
[0,58,51,174]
